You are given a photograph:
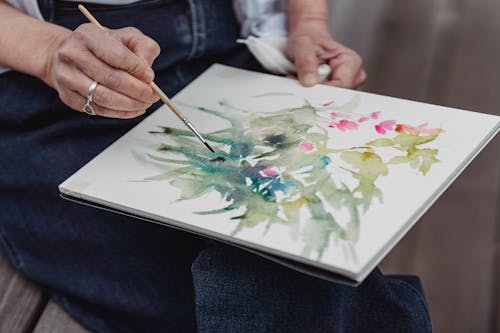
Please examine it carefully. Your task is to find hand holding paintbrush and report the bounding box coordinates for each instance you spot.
[77,5,215,153]
[41,3,215,152]
[42,18,159,118]
[76,5,215,152]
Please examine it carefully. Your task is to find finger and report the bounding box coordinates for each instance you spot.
[325,65,356,88]
[329,54,361,82]
[73,23,154,82]
[318,38,339,52]
[292,37,320,87]
[353,69,367,89]
[59,47,159,104]
[327,52,363,88]
[58,88,146,119]
[115,27,161,66]
[318,51,340,60]
[77,76,152,112]
[327,70,365,89]
[55,62,154,111]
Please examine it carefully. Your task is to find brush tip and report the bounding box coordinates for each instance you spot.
[205,142,215,153]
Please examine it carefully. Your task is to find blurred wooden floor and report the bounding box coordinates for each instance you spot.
[0,0,499,332]
[329,0,499,331]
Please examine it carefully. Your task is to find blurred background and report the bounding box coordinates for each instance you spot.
[328,0,499,331]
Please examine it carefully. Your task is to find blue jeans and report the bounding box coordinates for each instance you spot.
[0,0,432,332]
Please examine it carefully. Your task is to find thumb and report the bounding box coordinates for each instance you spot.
[293,41,319,87]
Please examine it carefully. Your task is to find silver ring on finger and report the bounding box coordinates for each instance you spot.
[83,80,98,115]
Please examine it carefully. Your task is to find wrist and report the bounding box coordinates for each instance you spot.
[288,16,331,37]
[0,1,71,84]
[288,19,332,43]
[287,0,329,35]
[39,27,71,86]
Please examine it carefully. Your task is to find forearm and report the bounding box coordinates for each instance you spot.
[287,0,329,33]
[0,1,70,81]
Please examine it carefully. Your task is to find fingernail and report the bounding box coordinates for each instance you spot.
[144,68,154,82]
[302,73,317,87]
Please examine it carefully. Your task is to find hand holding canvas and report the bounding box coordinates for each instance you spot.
[286,0,367,89]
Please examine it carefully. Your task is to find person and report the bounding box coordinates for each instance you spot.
[0,0,432,331]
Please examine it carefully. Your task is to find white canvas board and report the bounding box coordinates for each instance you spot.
[60,64,500,281]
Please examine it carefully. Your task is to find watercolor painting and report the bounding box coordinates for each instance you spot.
[59,65,499,280]
[138,93,445,260]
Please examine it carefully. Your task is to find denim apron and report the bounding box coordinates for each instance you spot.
[0,1,432,332]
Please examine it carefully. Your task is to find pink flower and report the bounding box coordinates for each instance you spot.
[417,123,445,135]
[371,111,381,119]
[330,112,338,119]
[375,120,396,135]
[298,141,315,152]
[262,166,279,177]
[395,123,444,135]
[395,124,418,135]
[358,116,370,122]
[334,119,359,132]
[322,100,335,107]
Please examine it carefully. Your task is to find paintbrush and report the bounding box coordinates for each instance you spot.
[78,4,215,153]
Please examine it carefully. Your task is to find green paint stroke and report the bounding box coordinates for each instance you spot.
[142,94,444,261]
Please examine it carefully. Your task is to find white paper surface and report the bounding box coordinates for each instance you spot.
[60,64,500,281]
